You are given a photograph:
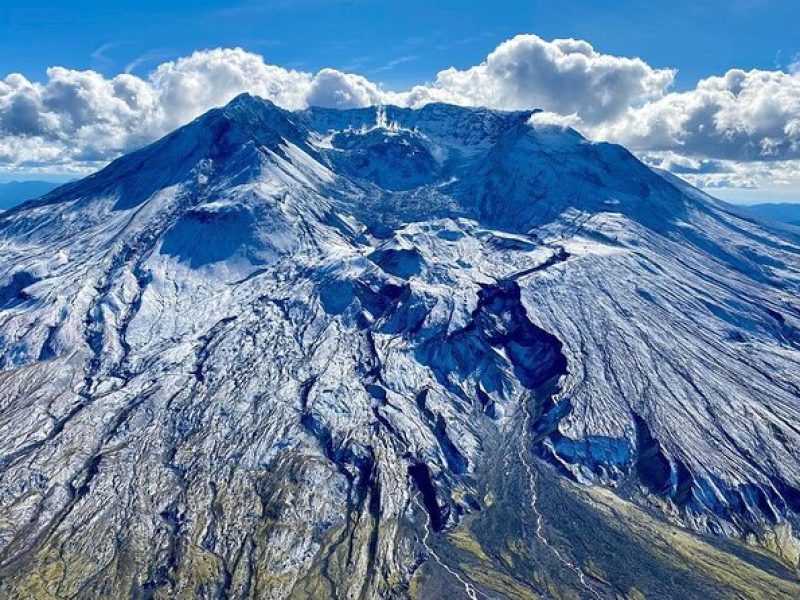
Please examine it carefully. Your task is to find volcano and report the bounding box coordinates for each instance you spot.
[1,94,799,599]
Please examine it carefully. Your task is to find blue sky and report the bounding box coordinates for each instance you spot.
[3,0,797,90]
[1,1,799,203]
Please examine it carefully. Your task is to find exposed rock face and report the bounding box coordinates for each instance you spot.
[1,95,799,598]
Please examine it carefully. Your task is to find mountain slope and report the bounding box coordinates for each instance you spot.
[0,95,799,599]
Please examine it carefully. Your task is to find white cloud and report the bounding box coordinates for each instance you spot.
[0,68,162,169]
[641,151,800,194]
[528,111,582,128]
[398,35,675,124]
[1,36,800,199]
[0,48,393,170]
[594,68,800,162]
[149,48,312,126]
[0,48,315,169]
[679,172,760,190]
[305,68,382,109]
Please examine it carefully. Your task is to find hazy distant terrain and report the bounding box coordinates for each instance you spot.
[0,180,61,210]
[742,202,800,226]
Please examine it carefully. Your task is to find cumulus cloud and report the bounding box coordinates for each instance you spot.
[1,35,800,196]
[0,48,391,171]
[398,35,675,124]
[0,68,163,171]
[149,48,311,126]
[595,68,800,162]
[0,36,675,171]
[305,68,383,109]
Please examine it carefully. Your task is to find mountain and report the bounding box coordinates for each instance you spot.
[1,94,799,599]
[0,180,63,211]
[741,202,800,228]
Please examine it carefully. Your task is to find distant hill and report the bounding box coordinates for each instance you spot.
[741,202,800,226]
[0,180,62,210]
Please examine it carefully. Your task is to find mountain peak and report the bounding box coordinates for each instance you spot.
[3,95,692,227]
[220,92,286,120]
[226,91,262,106]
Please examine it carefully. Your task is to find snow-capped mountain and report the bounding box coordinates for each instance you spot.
[1,94,799,599]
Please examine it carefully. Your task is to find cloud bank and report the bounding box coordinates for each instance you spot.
[1,35,799,194]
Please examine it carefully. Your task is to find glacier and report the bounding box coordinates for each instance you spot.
[0,94,799,598]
